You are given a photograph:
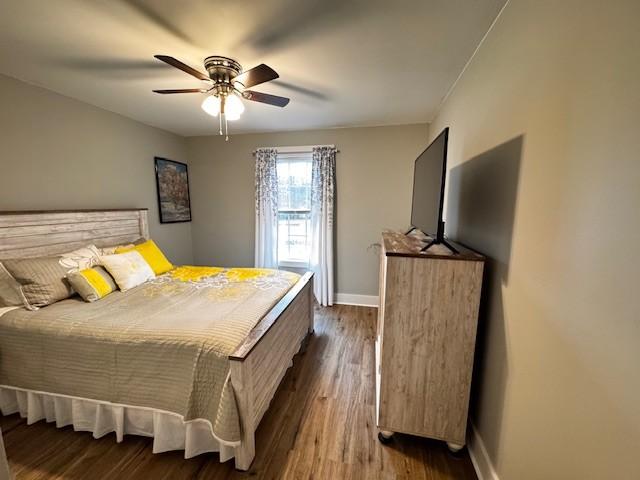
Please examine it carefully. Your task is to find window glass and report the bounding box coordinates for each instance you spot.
[277,155,312,264]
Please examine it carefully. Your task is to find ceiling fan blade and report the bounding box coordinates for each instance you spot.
[154,55,210,81]
[271,80,329,101]
[122,1,197,46]
[238,0,364,54]
[153,88,206,94]
[234,64,279,89]
[242,90,290,107]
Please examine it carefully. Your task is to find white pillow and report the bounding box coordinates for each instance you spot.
[100,251,155,292]
[59,244,102,272]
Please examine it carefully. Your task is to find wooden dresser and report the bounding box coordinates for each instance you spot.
[375,230,485,451]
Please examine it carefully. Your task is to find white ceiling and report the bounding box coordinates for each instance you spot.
[0,0,506,136]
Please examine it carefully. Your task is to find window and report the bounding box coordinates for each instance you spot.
[277,153,312,266]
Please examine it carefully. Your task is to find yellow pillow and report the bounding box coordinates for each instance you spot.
[116,239,173,275]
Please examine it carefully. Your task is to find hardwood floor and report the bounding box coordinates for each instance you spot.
[1,305,477,480]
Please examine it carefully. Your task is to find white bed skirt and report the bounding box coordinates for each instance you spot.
[0,385,236,462]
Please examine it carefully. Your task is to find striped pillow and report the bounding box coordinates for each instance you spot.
[0,261,26,308]
[2,256,74,309]
[67,266,117,302]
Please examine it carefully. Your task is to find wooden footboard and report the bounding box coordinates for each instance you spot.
[229,271,314,471]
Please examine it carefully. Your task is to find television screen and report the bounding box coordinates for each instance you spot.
[410,127,449,240]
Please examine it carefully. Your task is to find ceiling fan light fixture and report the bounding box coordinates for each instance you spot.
[225,94,245,119]
[155,54,289,137]
[201,95,220,117]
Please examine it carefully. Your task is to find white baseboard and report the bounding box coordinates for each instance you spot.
[468,422,500,480]
[334,293,379,307]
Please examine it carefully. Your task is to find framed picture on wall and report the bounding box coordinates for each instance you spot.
[154,157,192,223]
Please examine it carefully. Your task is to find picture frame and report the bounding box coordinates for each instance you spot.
[154,157,192,224]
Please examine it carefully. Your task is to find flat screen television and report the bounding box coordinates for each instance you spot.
[409,127,457,253]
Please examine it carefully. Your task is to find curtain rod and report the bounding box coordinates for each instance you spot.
[252,145,339,155]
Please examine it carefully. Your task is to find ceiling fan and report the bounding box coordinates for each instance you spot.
[153,55,289,138]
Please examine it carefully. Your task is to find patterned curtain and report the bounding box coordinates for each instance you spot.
[254,148,279,268]
[310,146,336,306]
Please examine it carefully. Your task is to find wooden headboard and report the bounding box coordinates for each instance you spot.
[0,209,149,259]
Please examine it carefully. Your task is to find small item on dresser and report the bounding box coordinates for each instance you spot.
[1,256,75,309]
[100,251,155,291]
[66,266,117,302]
[115,239,174,275]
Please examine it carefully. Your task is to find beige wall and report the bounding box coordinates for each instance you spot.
[0,74,193,264]
[186,124,428,296]
[429,1,640,478]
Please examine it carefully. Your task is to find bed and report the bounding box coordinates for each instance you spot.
[0,209,314,471]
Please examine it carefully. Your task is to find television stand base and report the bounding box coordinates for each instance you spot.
[421,238,459,255]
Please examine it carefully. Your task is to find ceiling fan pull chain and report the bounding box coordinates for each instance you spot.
[225,115,229,142]
[219,114,223,136]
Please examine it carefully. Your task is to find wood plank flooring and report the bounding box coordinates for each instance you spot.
[1,305,477,479]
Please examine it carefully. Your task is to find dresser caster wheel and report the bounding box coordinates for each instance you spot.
[378,431,394,444]
[447,442,464,454]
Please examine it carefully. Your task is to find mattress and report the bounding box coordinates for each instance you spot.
[0,266,299,444]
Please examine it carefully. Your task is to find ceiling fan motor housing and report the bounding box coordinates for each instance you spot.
[204,56,242,96]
